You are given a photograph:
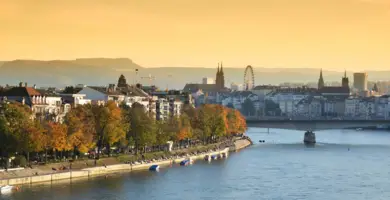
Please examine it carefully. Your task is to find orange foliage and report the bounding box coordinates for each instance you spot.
[47,122,70,151]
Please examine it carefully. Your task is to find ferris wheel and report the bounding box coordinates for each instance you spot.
[244,65,255,91]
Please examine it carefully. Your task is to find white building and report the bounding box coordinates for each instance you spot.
[1,86,68,122]
[375,95,390,119]
[202,77,215,84]
[60,93,91,108]
[294,96,322,118]
[77,86,125,105]
[230,83,243,91]
[156,98,183,121]
[221,91,260,110]
[266,92,309,117]
[345,97,360,117]
[344,96,375,119]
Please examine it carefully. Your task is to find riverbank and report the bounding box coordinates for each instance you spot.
[0,137,252,187]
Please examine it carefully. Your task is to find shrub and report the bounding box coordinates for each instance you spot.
[14,155,27,167]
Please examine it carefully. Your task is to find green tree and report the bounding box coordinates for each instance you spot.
[241,98,255,116]
[125,103,156,154]
[91,101,129,157]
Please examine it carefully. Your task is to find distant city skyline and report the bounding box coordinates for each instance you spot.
[1,0,390,70]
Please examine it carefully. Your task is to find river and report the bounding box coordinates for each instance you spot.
[2,128,390,200]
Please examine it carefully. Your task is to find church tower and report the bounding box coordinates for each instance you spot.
[216,63,220,87]
[318,69,325,89]
[342,70,349,88]
[220,62,225,89]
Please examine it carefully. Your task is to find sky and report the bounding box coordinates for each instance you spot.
[1,0,390,70]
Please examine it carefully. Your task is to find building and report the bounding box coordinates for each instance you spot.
[215,62,225,90]
[230,83,243,91]
[266,87,315,117]
[353,72,368,92]
[221,91,260,110]
[375,95,390,119]
[155,98,183,121]
[77,85,126,105]
[294,96,323,119]
[0,83,67,122]
[317,70,350,98]
[202,77,215,84]
[183,63,229,106]
[60,93,91,108]
[341,70,349,88]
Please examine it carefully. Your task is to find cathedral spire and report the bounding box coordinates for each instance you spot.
[344,69,347,78]
[318,68,325,89]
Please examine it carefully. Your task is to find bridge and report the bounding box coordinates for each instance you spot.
[246,119,390,131]
[246,119,390,143]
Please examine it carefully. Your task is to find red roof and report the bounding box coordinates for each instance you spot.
[26,87,41,96]
[1,87,42,97]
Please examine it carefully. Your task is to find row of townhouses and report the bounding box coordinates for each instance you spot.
[0,75,194,122]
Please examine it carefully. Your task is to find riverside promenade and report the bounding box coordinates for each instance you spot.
[0,138,252,187]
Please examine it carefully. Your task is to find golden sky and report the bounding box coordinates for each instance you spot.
[1,0,389,70]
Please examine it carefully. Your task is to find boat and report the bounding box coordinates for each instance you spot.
[180,159,190,166]
[149,165,159,171]
[1,185,14,194]
[204,155,211,161]
[303,131,316,144]
[211,155,218,160]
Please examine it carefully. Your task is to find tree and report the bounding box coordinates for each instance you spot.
[124,103,156,154]
[241,98,255,116]
[176,114,193,146]
[92,101,129,157]
[65,105,95,154]
[47,122,70,155]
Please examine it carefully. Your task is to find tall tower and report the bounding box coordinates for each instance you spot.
[220,62,225,89]
[342,70,349,88]
[215,63,220,87]
[318,69,325,89]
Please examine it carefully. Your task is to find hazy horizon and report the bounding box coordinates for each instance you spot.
[1,0,390,70]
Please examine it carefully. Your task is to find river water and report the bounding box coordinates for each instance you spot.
[2,128,390,200]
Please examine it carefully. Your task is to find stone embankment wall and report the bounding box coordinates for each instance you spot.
[229,137,252,152]
[0,148,230,187]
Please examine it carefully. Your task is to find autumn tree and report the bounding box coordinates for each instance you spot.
[65,105,95,155]
[176,114,193,144]
[91,101,129,157]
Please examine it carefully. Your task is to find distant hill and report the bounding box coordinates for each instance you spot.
[0,58,388,89]
[0,58,142,87]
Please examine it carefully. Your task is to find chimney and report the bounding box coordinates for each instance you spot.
[24,82,27,87]
[19,82,23,87]
[33,84,37,89]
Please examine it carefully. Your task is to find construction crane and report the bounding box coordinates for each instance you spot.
[141,74,156,86]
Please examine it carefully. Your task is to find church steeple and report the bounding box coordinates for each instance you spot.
[216,63,220,86]
[215,62,225,90]
[219,62,225,89]
[342,70,349,88]
[318,69,325,89]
